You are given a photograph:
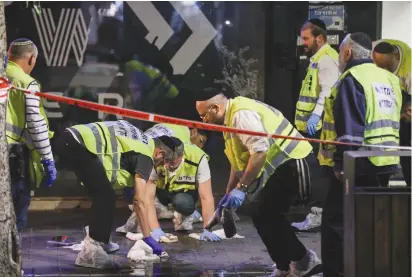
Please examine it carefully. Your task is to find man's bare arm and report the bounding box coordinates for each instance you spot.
[145,180,161,230]
[133,174,151,237]
[226,166,240,194]
[238,152,267,187]
[198,179,215,228]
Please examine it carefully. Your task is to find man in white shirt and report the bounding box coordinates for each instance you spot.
[294,19,340,230]
[196,91,321,276]
[296,18,340,139]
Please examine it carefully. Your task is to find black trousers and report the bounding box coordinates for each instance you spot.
[9,144,31,232]
[321,165,391,277]
[250,159,308,271]
[301,130,327,207]
[55,131,116,243]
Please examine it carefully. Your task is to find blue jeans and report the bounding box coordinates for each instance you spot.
[11,180,31,232]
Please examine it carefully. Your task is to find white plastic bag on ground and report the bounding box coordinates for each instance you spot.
[127,240,161,262]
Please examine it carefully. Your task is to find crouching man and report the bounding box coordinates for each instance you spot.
[146,138,219,242]
[55,120,183,269]
[118,123,212,233]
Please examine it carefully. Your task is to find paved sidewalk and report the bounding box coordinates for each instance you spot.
[21,210,322,277]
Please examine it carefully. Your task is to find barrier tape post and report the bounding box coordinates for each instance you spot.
[1,76,411,151]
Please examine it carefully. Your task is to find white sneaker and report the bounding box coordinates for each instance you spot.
[116,212,138,234]
[292,249,322,277]
[155,198,174,219]
[75,237,120,269]
[291,213,322,231]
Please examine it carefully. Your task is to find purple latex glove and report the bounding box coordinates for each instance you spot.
[143,236,164,256]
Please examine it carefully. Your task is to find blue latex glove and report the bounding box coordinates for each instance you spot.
[143,236,164,256]
[306,114,321,136]
[41,159,57,188]
[151,228,166,242]
[217,194,229,215]
[222,188,246,210]
[200,229,221,242]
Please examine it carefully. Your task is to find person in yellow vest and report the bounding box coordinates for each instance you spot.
[372,40,411,186]
[5,38,57,232]
[294,19,340,230]
[143,124,219,242]
[117,123,210,233]
[54,120,183,269]
[320,33,402,277]
[196,92,321,277]
[296,18,339,139]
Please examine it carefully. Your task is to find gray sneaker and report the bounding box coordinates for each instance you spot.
[292,249,322,277]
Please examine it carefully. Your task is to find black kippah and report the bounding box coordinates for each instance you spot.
[157,136,182,151]
[350,32,372,50]
[308,18,327,31]
[195,84,235,101]
[374,42,395,54]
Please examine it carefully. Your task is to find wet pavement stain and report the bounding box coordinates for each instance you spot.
[21,210,323,277]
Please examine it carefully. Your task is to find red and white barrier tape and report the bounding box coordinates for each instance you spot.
[0,77,410,151]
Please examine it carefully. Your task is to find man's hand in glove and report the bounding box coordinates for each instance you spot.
[41,159,57,188]
[217,194,228,216]
[200,229,221,242]
[151,228,166,242]
[222,188,245,210]
[143,236,164,255]
[306,114,321,136]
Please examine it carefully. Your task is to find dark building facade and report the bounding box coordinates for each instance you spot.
[4,1,382,198]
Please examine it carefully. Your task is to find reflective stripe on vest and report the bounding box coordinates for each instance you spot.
[295,45,339,132]
[6,122,34,147]
[69,123,119,185]
[317,69,349,167]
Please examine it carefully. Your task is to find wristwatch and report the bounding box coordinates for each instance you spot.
[237,183,248,193]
